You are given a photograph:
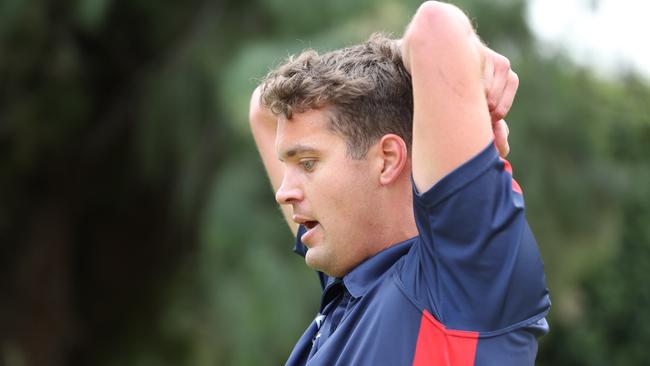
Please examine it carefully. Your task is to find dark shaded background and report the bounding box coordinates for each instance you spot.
[1,0,649,365]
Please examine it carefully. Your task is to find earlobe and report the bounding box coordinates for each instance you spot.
[378,134,408,186]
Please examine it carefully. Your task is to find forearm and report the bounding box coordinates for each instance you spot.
[249,86,280,189]
[401,1,492,192]
[248,86,298,235]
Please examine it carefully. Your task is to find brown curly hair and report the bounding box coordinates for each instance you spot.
[260,33,413,159]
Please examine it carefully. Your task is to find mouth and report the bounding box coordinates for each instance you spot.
[292,215,320,245]
[292,214,319,228]
[303,220,319,230]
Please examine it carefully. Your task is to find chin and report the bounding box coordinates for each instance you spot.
[304,250,323,270]
[305,250,333,275]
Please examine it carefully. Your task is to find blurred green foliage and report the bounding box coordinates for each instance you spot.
[1,0,649,365]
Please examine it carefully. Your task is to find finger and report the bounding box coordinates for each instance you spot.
[493,119,510,157]
[486,54,510,113]
[491,70,519,122]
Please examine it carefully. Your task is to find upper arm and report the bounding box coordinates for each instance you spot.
[248,86,298,235]
[406,143,551,332]
[402,2,492,193]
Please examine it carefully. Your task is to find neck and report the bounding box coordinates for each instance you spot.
[371,179,418,254]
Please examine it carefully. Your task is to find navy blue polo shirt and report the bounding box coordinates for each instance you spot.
[287,143,551,366]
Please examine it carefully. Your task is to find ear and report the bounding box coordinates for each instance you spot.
[377,134,408,186]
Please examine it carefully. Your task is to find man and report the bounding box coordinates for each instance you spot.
[248,2,550,365]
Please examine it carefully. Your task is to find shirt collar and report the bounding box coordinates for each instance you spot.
[342,238,415,298]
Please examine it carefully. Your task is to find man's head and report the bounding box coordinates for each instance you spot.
[261,34,416,277]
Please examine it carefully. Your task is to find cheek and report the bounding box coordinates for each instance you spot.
[342,165,376,200]
[324,169,376,226]
[308,159,377,223]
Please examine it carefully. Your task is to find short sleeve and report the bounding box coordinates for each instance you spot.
[411,142,550,333]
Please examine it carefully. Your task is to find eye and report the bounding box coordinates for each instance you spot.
[299,160,316,172]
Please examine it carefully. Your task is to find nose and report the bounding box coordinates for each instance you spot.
[275,172,303,205]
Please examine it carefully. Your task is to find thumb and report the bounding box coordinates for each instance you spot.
[493,119,510,157]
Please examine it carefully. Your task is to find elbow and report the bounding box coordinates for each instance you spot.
[414,1,470,27]
[249,85,277,137]
[249,85,266,127]
[404,1,473,48]
[401,1,475,71]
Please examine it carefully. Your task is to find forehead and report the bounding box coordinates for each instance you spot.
[275,109,344,158]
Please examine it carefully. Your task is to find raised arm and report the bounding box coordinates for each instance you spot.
[401,1,501,192]
[248,86,298,235]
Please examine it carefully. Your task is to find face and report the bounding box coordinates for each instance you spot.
[275,108,382,277]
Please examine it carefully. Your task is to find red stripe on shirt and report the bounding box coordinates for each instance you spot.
[500,158,523,194]
[412,310,479,366]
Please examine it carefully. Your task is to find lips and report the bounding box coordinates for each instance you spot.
[293,214,320,245]
[292,214,318,227]
[300,222,320,245]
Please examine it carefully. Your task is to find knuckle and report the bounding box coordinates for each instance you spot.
[497,54,510,69]
[496,104,509,118]
[510,71,520,86]
[487,96,498,110]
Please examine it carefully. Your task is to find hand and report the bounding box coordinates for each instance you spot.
[479,43,518,157]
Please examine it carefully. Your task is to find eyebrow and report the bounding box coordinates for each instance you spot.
[279,144,320,161]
